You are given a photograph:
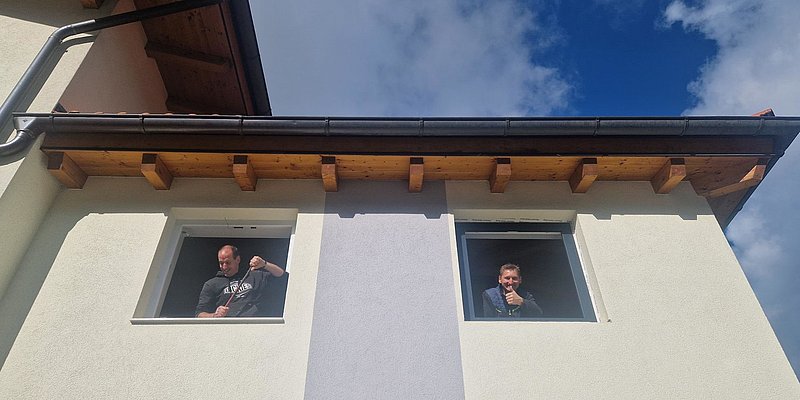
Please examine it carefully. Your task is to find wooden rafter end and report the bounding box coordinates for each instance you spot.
[700,159,768,198]
[321,156,338,192]
[409,157,424,192]
[569,158,598,193]
[489,158,511,193]
[141,153,173,190]
[47,152,87,189]
[651,158,686,194]
[233,155,257,191]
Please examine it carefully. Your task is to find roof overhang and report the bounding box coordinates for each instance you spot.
[132,0,270,115]
[16,113,800,228]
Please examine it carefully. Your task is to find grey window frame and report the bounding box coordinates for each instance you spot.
[456,222,596,322]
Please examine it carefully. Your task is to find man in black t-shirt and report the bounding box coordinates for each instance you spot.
[196,244,285,318]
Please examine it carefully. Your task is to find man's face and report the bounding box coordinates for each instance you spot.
[498,269,521,292]
[218,248,240,277]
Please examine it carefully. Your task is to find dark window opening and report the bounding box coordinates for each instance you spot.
[456,222,595,321]
[159,236,290,318]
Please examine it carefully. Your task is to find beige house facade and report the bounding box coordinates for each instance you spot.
[1,1,798,399]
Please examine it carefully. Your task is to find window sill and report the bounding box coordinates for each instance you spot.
[130,317,285,325]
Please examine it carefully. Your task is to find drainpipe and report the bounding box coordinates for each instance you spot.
[0,0,225,160]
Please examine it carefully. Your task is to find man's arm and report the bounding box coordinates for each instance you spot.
[519,291,543,316]
[506,288,543,316]
[195,282,228,318]
[249,256,284,277]
[197,307,229,318]
[482,290,497,318]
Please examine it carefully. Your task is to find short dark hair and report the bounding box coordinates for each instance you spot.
[498,263,521,277]
[218,244,239,259]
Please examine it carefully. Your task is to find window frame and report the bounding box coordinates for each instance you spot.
[131,217,295,325]
[455,222,596,322]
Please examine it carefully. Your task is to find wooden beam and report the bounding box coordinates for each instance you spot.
[321,156,338,192]
[651,158,686,194]
[80,0,104,9]
[141,153,173,190]
[489,158,512,193]
[47,152,87,189]
[700,159,768,198]
[408,157,424,192]
[232,155,257,191]
[569,158,598,193]
[219,3,256,115]
[145,42,231,73]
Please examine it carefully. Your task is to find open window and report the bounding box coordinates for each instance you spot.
[456,222,595,321]
[134,220,293,322]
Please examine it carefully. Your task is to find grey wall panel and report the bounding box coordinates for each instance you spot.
[305,181,465,399]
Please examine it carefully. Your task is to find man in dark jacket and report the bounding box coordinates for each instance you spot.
[482,263,543,318]
[196,244,284,318]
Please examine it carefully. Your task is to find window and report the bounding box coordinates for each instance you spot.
[455,222,595,321]
[134,219,293,323]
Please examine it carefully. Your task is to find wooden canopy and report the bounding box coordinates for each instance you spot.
[133,0,269,115]
[31,114,800,228]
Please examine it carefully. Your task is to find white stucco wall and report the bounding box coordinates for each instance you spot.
[447,181,799,399]
[0,0,167,305]
[0,1,114,307]
[0,177,795,399]
[57,0,168,113]
[0,178,325,399]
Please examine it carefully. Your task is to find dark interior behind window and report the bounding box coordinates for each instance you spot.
[456,222,595,321]
[159,237,290,317]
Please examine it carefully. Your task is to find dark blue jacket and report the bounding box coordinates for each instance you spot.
[482,285,543,318]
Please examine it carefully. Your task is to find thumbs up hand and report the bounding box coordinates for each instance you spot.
[505,287,524,306]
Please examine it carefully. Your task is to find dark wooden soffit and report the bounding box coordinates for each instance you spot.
[81,0,105,9]
[133,0,266,115]
[41,132,776,157]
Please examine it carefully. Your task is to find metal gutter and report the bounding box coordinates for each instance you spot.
[0,0,225,160]
[13,113,800,138]
[12,112,800,228]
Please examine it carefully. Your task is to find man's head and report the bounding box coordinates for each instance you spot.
[217,245,241,277]
[498,263,521,293]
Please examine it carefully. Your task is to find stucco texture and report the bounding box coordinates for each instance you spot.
[0,174,797,399]
[447,180,799,399]
[0,0,115,316]
[304,181,465,400]
[0,178,325,399]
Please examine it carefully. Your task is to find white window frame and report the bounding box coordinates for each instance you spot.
[131,208,297,325]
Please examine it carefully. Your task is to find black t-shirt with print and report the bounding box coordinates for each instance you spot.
[195,267,272,317]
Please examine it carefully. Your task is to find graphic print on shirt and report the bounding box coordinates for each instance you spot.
[222,280,254,299]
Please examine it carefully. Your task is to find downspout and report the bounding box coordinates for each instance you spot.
[0,0,225,161]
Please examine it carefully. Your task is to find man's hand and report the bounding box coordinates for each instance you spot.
[214,306,229,317]
[505,288,524,306]
[250,256,285,277]
[249,256,266,270]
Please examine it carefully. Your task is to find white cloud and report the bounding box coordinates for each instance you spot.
[250,0,570,116]
[664,0,800,376]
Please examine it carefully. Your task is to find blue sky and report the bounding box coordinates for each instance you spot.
[251,0,800,377]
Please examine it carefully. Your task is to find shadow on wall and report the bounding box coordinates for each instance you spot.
[0,206,82,370]
[447,181,707,222]
[0,177,324,370]
[324,180,447,219]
